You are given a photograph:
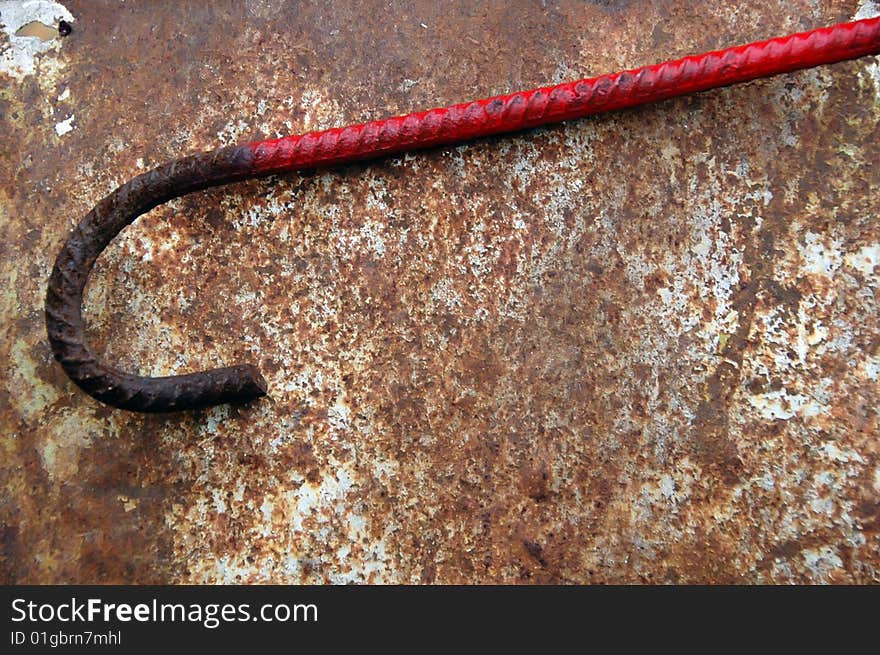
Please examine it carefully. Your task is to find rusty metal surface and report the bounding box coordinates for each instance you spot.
[1,0,878,584]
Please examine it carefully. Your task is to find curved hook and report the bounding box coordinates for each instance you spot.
[46,17,880,413]
[45,145,269,412]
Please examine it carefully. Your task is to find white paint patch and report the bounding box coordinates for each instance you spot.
[855,3,880,101]
[0,1,74,78]
[297,88,342,132]
[371,456,399,481]
[260,498,274,535]
[358,221,387,258]
[819,441,865,465]
[328,398,352,432]
[287,465,355,532]
[844,244,879,277]
[54,113,74,136]
[801,545,843,578]
[865,355,879,381]
[800,231,842,278]
[747,388,810,420]
[659,474,676,500]
[634,462,698,522]
[57,86,69,101]
[860,59,880,103]
[216,118,249,146]
[854,1,880,20]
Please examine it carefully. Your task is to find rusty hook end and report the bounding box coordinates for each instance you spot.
[45,145,270,413]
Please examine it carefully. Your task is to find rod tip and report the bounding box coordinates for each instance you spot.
[241,365,269,399]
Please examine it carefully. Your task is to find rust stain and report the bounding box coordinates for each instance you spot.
[1,0,879,583]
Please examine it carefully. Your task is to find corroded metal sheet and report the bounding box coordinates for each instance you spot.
[1,0,878,583]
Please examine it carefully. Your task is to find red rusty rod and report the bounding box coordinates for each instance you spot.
[46,17,880,413]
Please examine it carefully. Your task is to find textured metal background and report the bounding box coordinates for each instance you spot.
[2,0,878,583]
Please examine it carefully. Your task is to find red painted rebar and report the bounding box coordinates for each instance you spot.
[247,16,880,173]
[46,17,880,413]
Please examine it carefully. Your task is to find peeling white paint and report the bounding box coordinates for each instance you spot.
[634,462,698,523]
[854,0,880,20]
[800,231,843,278]
[855,2,880,101]
[862,60,880,102]
[819,442,865,465]
[328,398,352,432]
[54,113,74,136]
[298,87,342,132]
[659,474,676,500]
[371,456,399,481]
[747,388,811,420]
[216,118,249,146]
[865,355,879,382]
[0,0,73,78]
[801,545,843,579]
[843,244,878,277]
